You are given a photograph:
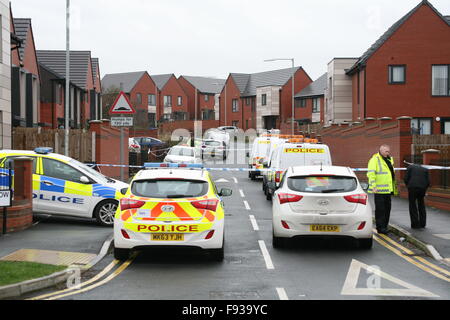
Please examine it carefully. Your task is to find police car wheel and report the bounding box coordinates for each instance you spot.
[266,189,272,201]
[209,246,224,262]
[95,200,118,227]
[114,247,130,261]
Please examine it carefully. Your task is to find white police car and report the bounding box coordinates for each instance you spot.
[0,148,129,226]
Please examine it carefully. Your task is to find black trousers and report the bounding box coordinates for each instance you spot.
[408,187,427,228]
[374,194,391,232]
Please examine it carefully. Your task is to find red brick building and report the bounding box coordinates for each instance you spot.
[152,74,189,123]
[102,71,158,134]
[346,0,450,135]
[178,76,225,121]
[11,15,41,128]
[37,51,101,129]
[294,73,327,125]
[221,67,312,131]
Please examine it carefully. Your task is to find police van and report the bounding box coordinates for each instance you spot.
[248,137,272,180]
[263,139,332,200]
[0,148,129,226]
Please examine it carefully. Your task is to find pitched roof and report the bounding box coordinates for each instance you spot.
[181,76,226,94]
[295,73,327,98]
[347,0,450,75]
[37,50,92,90]
[151,74,173,90]
[102,71,147,92]
[445,15,450,23]
[13,18,31,61]
[230,67,304,97]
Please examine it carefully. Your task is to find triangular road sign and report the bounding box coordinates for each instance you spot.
[109,91,136,115]
[341,259,439,298]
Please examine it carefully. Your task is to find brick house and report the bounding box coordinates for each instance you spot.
[152,74,189,123]
[346,0,450,135]
[11,16,40,128]
[37,50,101,129]
[221,67,312,131]
[178,76,225,121]
[294,73,327,125]
[102,71,158,134]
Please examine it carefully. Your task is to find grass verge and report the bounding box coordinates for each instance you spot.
[0,261,66,287]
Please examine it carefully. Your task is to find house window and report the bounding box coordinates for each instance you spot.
[432,65,450,96]
[262,94,267,106]
[246,98,251,106]
[295,98,306,108]
[148,94,156,106]
[411,118,432,135]
[177,96,183,106]
[232,99,239,113]
[204,95,209,102]
[312,98,321,113]
[389,65,406,84]
[232,121,239,128]
[164,95,172,107]
[136,93,142,105]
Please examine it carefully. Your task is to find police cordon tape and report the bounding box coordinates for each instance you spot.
[86,163,450,172]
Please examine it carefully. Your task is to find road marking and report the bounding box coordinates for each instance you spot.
[374,234,450,283]
[239,189,245,198]
[215,179,230,183]
[244,201,251,211]
[46,255,136,300]
[233,177,238,184]
[276,288,289,300]
[341,259,439,298]
[258,240,274,270]
[30,260,119,300]
[249,215,260,231]
[434,234,450,240]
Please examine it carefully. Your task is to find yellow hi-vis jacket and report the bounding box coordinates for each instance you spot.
[367,153,398,196]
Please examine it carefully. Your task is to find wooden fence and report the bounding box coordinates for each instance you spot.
[12,128,94,163]
[413,134,450,160]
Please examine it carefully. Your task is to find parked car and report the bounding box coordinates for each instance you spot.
[201,139,228,160]
[164,146,202,164]
[134,137,166,150]
[129,138,141,153]
[272,165,373,249]
[217,126,239,135]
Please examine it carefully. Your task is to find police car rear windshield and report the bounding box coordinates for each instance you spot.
[132,179,209,199]
[288,176,357,194]
[169,148,195,157]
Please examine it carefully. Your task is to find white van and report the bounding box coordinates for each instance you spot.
[204,129,231,158]
[248,137,272,180]
[263,140,332,200]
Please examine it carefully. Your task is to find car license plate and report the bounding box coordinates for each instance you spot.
[151,234,185,241]
[310,225,340,233]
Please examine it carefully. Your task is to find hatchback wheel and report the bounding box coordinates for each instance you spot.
[95,200,118,227]
[358,238,373,250]
[273,233,288,249]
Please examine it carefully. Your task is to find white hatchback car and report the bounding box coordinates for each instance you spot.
[164,146,201,164]
[272,166,373,249]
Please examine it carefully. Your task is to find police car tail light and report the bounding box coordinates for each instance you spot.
[205,230,215,240]
[121,229,130,239]
[278,193,303,205]
[120,198,146,210]
[275,171,284,183]
[344,194,368,206]
[191,199,219,212]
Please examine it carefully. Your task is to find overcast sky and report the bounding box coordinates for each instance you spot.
[11,0,450,81]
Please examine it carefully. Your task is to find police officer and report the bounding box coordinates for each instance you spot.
[367,145,398,234]
[404,163,430,229]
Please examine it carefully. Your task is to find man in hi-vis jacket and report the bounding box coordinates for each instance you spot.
[367,145,398,235]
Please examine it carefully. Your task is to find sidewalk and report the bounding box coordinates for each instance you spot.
[371,195,450,263]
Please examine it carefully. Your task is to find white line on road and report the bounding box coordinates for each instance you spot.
[249,215,260,231]
[244,200,251,211]
[239,189,245,198]
[233,177,238,184]
[258,240,275,270]
[276,288,289,300]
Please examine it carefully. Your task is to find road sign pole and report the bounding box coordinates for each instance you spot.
[120,127,124,182]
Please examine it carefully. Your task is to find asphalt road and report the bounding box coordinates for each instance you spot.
[25,166,450,301]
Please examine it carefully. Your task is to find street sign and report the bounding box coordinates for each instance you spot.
[111,117,134,127]
[0,190,11,207]
[109,91,136,115]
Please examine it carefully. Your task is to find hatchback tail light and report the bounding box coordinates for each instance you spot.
[278,193,303,205]
[344,194,368,205]
[120,198,146,210]
[191,199,219,212]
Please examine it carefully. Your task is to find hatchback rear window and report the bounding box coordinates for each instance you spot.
[169,148,194,157]
[288,176,357,194]
[132,179,209,198]
[205,141,221,147]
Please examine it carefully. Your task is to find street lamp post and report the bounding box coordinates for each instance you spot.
[264,58,295,136]
[65,0,70,156]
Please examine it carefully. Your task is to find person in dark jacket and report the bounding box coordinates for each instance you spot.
[404,164,431,229]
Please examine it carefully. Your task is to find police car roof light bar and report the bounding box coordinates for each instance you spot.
[35,147,54,155]
[144,163,204,169]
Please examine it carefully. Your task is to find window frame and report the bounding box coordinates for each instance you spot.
[232,99,239,113]
[411,117,433,136]
[431,64,450,97]
[261,94,267,106]
[388,65,406,85]
[312,98,321,113]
